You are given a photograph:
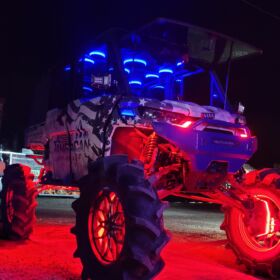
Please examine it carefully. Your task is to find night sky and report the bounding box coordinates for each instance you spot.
[2,0,280,168]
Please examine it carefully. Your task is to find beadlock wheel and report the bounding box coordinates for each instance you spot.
[236,193,280,253]
[227,188,280,259]
[222,169,280,277]
[88,189,126,265]
[71,155,170,280]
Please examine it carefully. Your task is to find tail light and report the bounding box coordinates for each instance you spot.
[174,120,193,128]
[235,127,250,138]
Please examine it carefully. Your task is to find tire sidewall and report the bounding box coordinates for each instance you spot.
[1,164,36,240]
[1,178,27,231]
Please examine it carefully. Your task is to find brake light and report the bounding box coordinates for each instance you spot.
[175,120,193,128]
[235,128,249,138]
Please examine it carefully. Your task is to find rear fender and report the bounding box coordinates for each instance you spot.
[152,120,257,173]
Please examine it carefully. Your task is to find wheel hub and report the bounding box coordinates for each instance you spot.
[88,189,126,265]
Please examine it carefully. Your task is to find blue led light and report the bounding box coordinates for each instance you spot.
[124,68,130,74]
[175,79,182,82]
[120,109,136,117]
[182,68,204,78]
[123,58,147,66]
[123,58,133,64]
[153,85,164,89]
[108,67,114,71]
[129,80,142,86]
[64,65,71,71]
[89,51,106,58]
[145,74,159,79]
[159,68,173,74]
[82,86,93,92]
[134,58,147,66]
[84,58,95,65]
[213,94,218,98]
[176,61,184,66]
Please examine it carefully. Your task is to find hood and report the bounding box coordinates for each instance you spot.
[162,100,238,123]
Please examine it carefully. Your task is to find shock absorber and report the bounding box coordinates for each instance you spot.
[143,132,158,164]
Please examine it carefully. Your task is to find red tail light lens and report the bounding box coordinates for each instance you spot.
[175,120,193,128]
[235,127,250,138]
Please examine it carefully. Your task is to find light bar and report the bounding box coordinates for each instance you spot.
[124,68,130,74]
[82,86,93,92]
[153,85,164,89]
[182,68,204,78]
[145,74,159,79]
[134,59,147,66]
[64,65,71,71]
[123,58,147,66]
[176,61,184,66]
[120,109,136,117]
[255,197,273,238]
[89,51,106,58]
[123,58,133,64]
[84,58,95,65]
[175,79,182,82]
[159,68,173,74]
[129,80,142,86]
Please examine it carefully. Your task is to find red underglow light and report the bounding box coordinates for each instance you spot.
[271,217,275,233]
[255,197,273,238]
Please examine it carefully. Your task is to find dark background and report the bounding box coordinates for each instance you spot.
[1,0,280,168]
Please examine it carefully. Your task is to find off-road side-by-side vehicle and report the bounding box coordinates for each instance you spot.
[1,18,280,279]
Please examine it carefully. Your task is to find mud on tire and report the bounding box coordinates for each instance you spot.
[222,168,280,278]
[1,164,37,240]
[71,155,170,280]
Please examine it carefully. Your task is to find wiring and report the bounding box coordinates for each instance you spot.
[240,0,280,21]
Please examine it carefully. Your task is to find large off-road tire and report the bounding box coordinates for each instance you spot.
[71,155,170,280]
[1,164,37,240]
[222,169,280,278]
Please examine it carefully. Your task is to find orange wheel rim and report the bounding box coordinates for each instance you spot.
[88,190,126,265]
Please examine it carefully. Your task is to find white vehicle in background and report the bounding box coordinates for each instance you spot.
[0,149,41,192]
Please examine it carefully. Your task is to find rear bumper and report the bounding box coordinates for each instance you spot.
[153,120,257,173]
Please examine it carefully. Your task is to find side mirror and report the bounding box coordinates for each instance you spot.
[238,102,245,114]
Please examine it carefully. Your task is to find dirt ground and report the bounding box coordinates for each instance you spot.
[0,198,262,280]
